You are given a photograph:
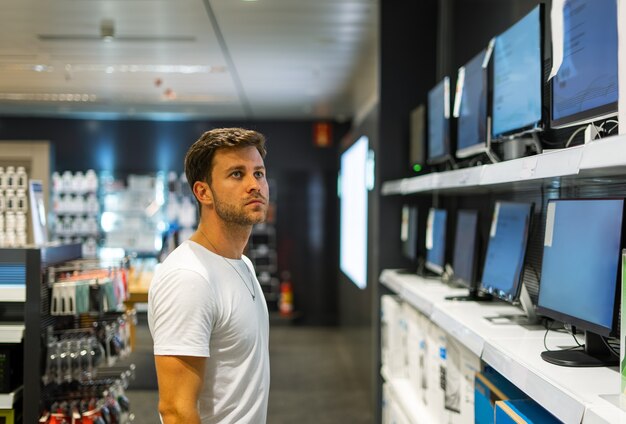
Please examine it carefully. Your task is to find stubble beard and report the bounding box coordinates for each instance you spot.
[213,193,267,226]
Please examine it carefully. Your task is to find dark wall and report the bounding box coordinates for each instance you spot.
[0,116,348,325]
[373,1,439,420]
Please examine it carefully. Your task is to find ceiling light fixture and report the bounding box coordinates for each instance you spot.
[0,93,97,102]
[64,64,227,74]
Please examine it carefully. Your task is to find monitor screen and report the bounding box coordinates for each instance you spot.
[537,199,624,336]
[401,205,418,261]
[452,210,479,289]
[427,77,451,164]
[410,105,426,168]
[480,202,533,302]
[426,208,447,274]
[492,6,542,139]
[339,135,368,289]
[551,0,618,128]
[456,50,488,158]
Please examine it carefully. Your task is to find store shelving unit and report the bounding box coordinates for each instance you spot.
[382,135,626,196]
[379,134,626,423]
[0,244,82,422]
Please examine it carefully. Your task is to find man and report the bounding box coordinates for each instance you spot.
[148,128,270,423]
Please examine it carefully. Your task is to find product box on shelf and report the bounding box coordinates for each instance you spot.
[381,295,405,378]
[494,399,560,424]
[424,319,447,422]
[475,366,528,424]
[403,302,428,395]
[445,337,481,424]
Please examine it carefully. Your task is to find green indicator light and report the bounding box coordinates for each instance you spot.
[412,164,422,173]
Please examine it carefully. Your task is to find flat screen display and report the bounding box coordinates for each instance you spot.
[427,77,450,164]
[480,202,533,302]
[452,210,479,288]
[551,0,618,127]
[492,6,542,139]
[426,208,447,274]
[457,50,488,158]
[410,105,426,167]
[537,199,623,336]
[339,135,368,289]
[401,205,418,261]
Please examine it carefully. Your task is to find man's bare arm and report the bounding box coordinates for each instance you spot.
[155,355,206,423]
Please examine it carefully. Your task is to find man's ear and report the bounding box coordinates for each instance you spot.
[193,181,213,207]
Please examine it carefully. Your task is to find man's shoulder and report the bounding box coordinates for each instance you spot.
[155,241,209,281]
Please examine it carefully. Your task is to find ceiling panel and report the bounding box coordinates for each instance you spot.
[0,0,377,120]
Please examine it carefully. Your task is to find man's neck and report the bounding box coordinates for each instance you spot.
[194,218,251,259]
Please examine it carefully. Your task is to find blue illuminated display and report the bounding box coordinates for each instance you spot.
[492,6,542,139]
[426,208,447,274]
[552,0,618,126]
[538,199,623,333]
[481,202,532,301]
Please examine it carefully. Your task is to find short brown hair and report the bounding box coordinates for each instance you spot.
[184,127,267,204]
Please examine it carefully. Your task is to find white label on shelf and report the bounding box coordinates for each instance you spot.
[490,203,500,238]
[483,37,495,68]
[453,67,465,118]
[401,206,409,242]
[544,202,556,247]
[426,208,434,250]
[520,156,538,179]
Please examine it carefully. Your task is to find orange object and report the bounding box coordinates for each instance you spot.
[279,273,294,316]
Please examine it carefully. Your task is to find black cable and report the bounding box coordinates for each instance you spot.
[543,319,553,351]
[601,336,620,358]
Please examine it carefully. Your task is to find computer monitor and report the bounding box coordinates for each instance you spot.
[551,0,618,129]
[480,202,533,303]
[447,210,491,301]
[491,5,543,140]
[456,50,489,158]
[537,198,624,367]
[425,208,447,275]
[409,105,426,169]
[401,205,418,262]
[427,77,451,164]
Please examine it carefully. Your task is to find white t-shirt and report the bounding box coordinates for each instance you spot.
[148,240,270,423]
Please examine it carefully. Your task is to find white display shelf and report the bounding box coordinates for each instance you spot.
[382,367,438,424]
[482,336,618,424]
[579,135,626,174]
[381,268,620,424]
[0,324,25,343]
[583,401,626,424]
[0,386,22,408]
[381,134,626,195]
[0,285,26,302]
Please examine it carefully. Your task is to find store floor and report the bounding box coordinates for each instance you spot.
[123,314,374,423]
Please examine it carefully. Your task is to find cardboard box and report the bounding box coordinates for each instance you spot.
[474,366,527,424]
[445,337,481,424]
[403,302,428,396]
[381,295,404,377]
[494,399,560,423]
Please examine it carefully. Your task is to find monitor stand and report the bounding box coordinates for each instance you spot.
[484,283,541,328]
[445,288,493,302]
[540,332,618,367]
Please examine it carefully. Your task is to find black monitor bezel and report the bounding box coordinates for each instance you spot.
[536,198,625,338]
[490,4,545,142]
[451,209,480,290]
[479,201,534,303]
[456,50,489,159]
[427,77,452,165]
[425,208,447,275]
